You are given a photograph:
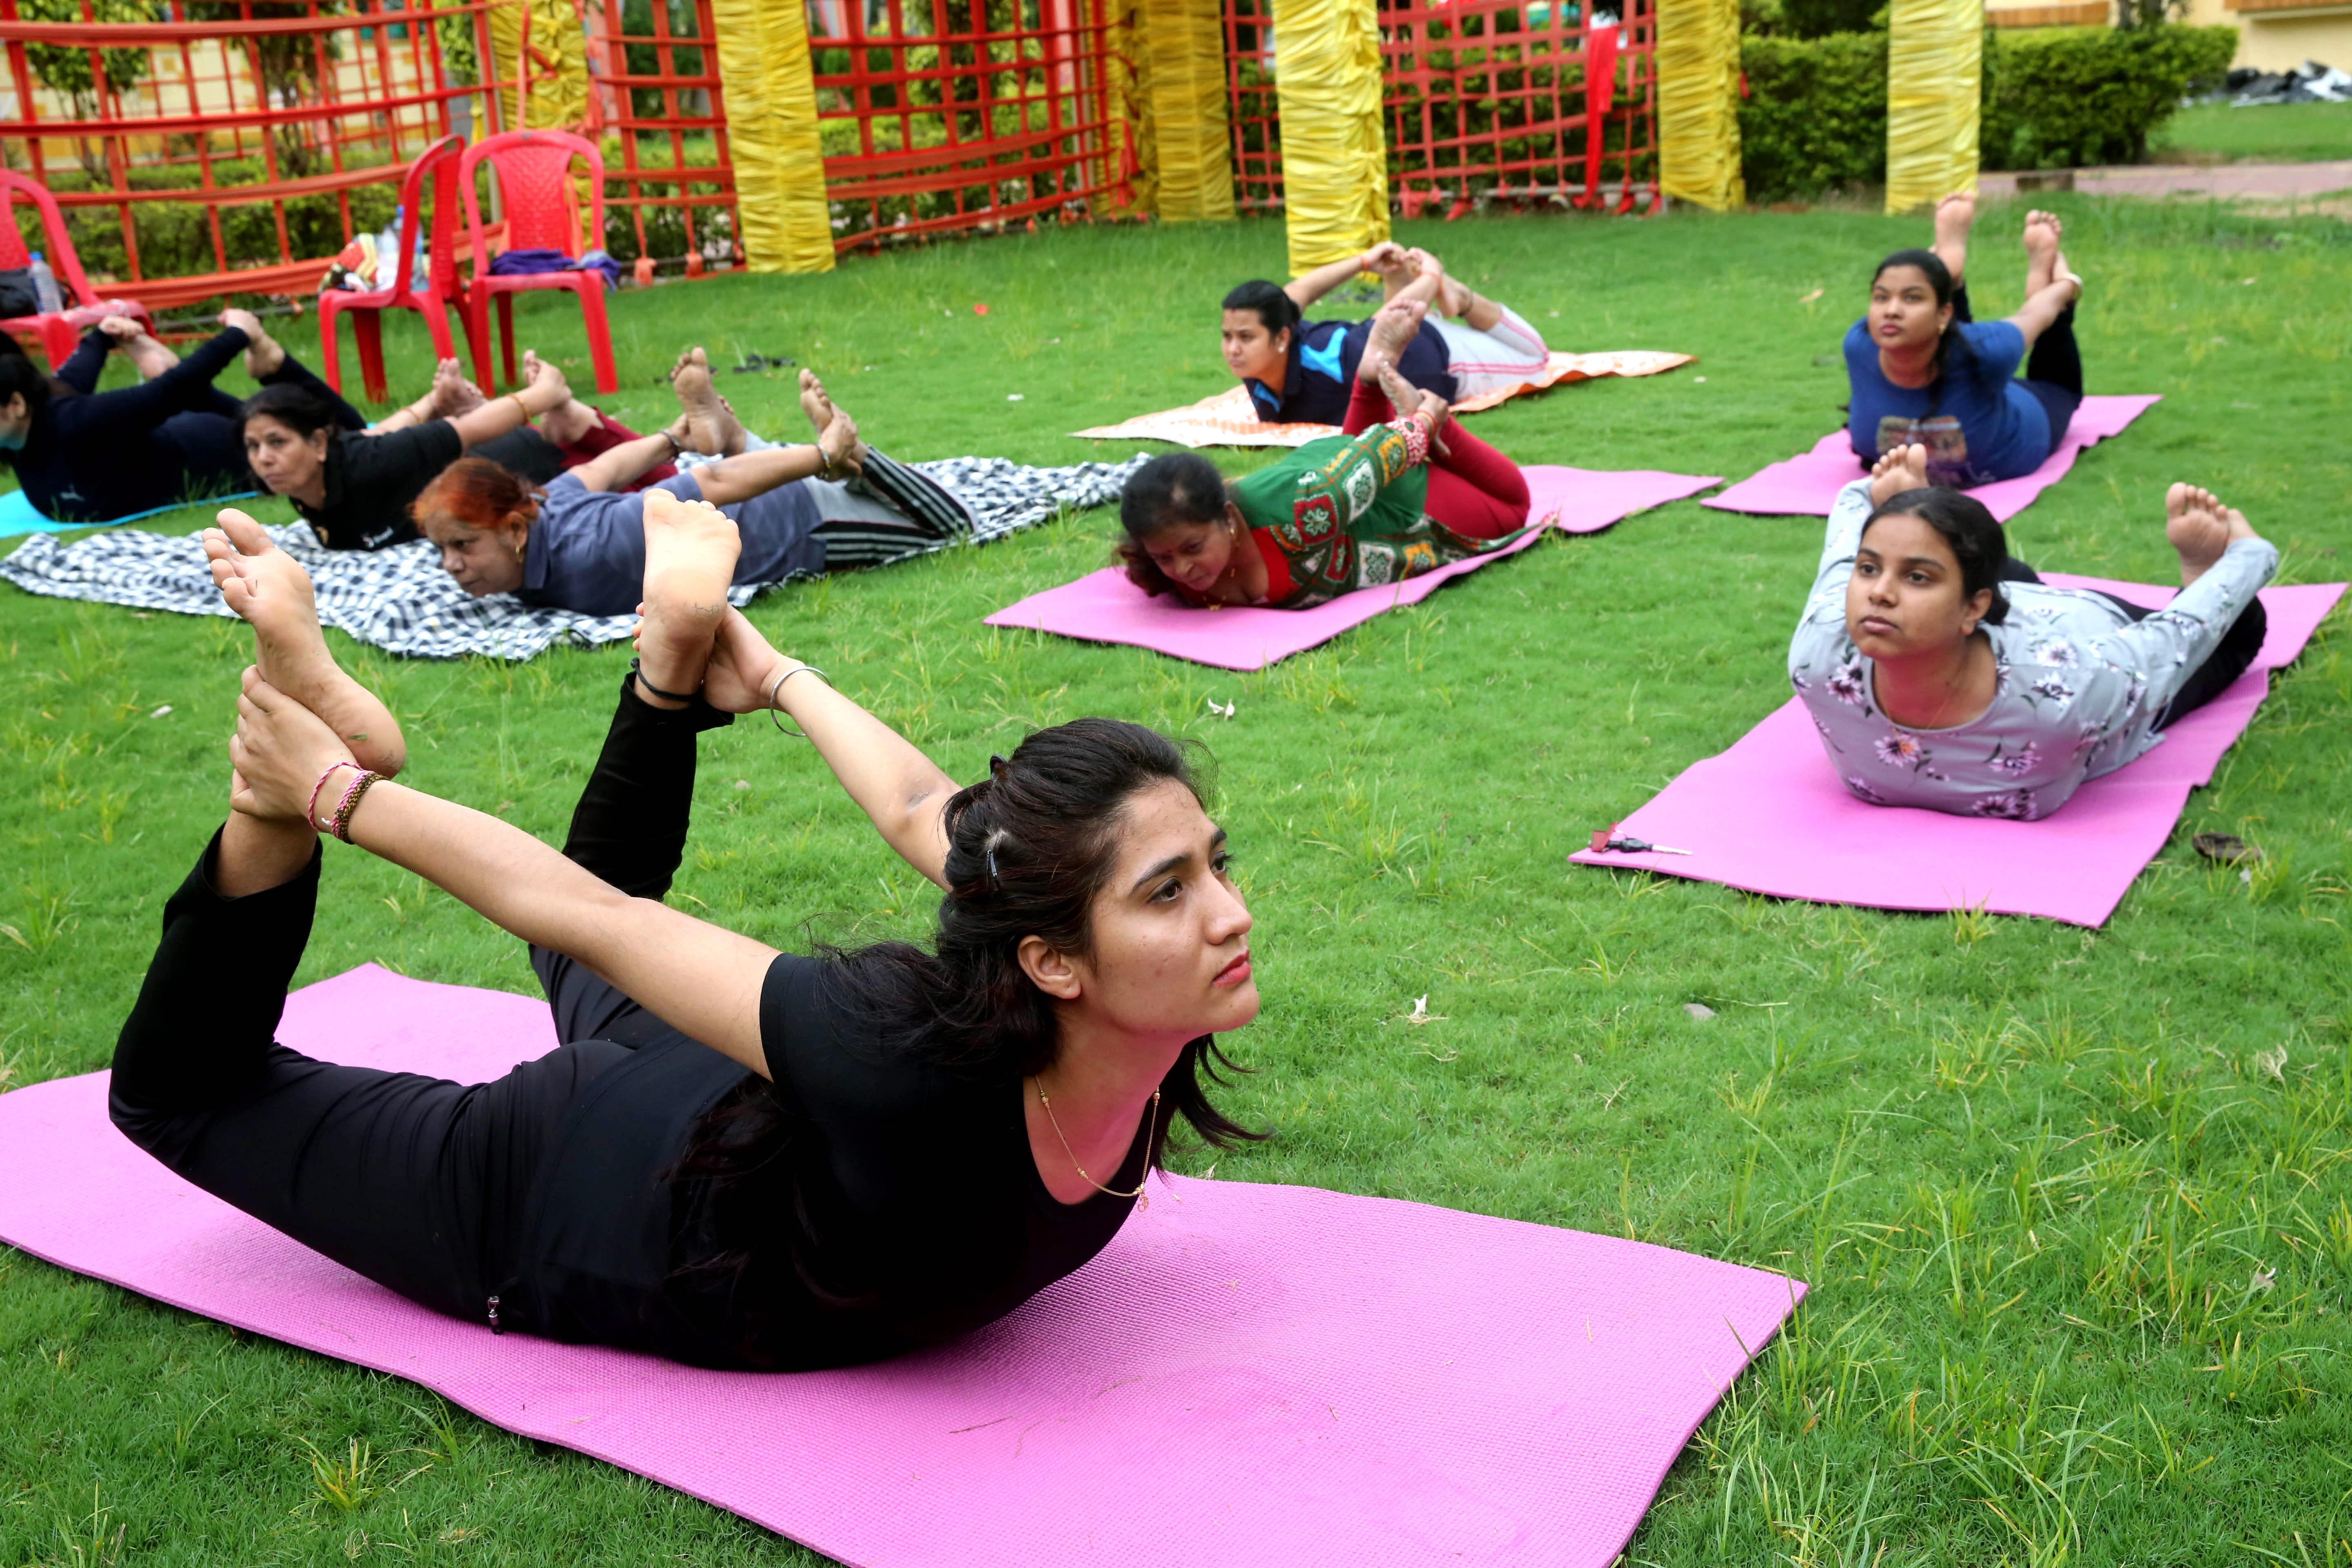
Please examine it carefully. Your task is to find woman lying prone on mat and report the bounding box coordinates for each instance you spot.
[1844,195,2087,489]
[416,369,971,615]
[110,497,1262,1371]
[0,310,352,525]
[1221,241,1549,426]
[1788,442,2275,821]
[237,345,728,552]
[1121,303,1537,610]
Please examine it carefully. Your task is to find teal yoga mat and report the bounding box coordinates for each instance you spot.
[0,486,260,539]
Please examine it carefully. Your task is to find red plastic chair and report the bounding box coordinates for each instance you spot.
[318,134,468,405]
[0,170,154,370]
[458,130,618,395]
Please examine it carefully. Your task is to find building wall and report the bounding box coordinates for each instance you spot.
[1984,0,2352,71]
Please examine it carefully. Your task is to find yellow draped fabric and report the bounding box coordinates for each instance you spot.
[1107,2,1158,216]
[486,0,590,135]
[1656,0,1745,211]
[710,0,835,273]
[1141,0,1235,222]
[1272,0,1388,274]
[1885,0,1981,215]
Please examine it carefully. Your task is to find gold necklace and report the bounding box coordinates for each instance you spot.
[1033,1080,1160,1212]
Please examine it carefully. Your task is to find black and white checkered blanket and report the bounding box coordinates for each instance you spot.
[0,454,1147,661]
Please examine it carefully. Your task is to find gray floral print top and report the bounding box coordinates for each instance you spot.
[1788,478,2278,820]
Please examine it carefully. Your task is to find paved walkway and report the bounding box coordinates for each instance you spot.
[1978,160,2352,198]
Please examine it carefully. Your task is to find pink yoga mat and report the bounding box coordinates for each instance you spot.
[1703,396,2160,522]
[0,964,1802,1568]
[986,466,1719,671]
[1569,578,2345,927]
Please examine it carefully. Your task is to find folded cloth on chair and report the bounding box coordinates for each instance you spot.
[0,962,1803,1568]
[488,246,621,291]
[1704,396,2160,521]
[0,485,261,539]
[985,466,1719,670]
[0,455,1148,660]
[1568,577,2345,927]
[1071,351,1697,450]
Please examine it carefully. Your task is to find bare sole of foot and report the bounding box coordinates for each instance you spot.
[203,509,407,777]
[672,347,745,456]
[244,329,287,381]
[1360,302,1425,375]
[1932,190,1976,283]
[2023,210,2062,298]
[432,356,485,417]
[2165,483,2235,587]
[637,488,743,695]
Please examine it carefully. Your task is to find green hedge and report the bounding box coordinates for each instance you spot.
[1737,23,2239,200]
[1982,24,2238,169]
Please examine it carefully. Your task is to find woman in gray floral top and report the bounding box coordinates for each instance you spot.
[1788,443,2276,820]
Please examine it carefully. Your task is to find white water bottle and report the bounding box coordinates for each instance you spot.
[28,252,62,314]
[376,209,405,285]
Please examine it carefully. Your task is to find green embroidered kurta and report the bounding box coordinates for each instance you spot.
[1229,422,1537,609]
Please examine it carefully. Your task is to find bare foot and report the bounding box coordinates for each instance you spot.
[222,308,285,379]
[1932,191,1976,285]
[203,508,406,777]
[101,314,180,379]
[672,347,745,457]
[1869,442,1931,508]
[2165,483,2245,588]
[2023,210,2062,298]
[1407,247,1470,318]
[429,356,484,418]
[1376,359,1448,451]
[1357,300,1425,381]
[635,488,742,700]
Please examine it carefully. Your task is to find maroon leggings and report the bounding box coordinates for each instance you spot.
[1342,378,1530,539]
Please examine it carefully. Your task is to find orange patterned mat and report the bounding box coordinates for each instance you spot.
[1070,350,1695,449]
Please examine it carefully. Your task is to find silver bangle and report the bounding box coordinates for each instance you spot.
[764,663,829,739]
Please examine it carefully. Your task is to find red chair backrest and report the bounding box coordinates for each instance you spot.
[0,170,100,307]
[459,130,606,267]
[386,134,466,299]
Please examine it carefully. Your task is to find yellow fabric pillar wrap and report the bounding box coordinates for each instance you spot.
[1107,2,1158,217]
[1656,0,1745,211]
[1885,0,1981,215]
[486,0,590,134]
[710,0,835,273]
[1142,0,1234,222]
[1272,0,1388,274]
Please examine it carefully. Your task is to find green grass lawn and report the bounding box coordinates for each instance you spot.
[4,201,2351,1566]
[2155,99,2352,164]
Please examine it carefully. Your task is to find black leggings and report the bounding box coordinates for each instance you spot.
[1951,282,2082,450]
[1998,557,2267,728]
[108,678,726,1325]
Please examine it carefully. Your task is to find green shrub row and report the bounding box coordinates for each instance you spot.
[1737,22,2239,200]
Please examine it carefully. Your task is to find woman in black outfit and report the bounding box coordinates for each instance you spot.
[112,496,1261,1370]
[0,310,359,523]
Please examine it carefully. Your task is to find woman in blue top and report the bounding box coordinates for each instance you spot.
[1844,195,2086,490]
[1221,243,1550,426]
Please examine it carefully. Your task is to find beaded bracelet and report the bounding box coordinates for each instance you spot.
[764,664,829,739]
[327,769,380,843]
[307,761,356,831]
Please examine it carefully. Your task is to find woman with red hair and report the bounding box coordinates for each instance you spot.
[415,368,972,615]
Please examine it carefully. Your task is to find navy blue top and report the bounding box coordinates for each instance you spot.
[518,471,826,616]
[1245,317,1458,425]
[2,327,251,523]
[1843,318,2057,487]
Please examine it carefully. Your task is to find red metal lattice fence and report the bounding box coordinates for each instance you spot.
[1221,0,1657,219]
[808,0,1125,252]
[587,0,737,268]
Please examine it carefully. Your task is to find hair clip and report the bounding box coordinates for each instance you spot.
[989,753,1009,779]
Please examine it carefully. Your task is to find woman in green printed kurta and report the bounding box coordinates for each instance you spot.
[1118,313,1539,610]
